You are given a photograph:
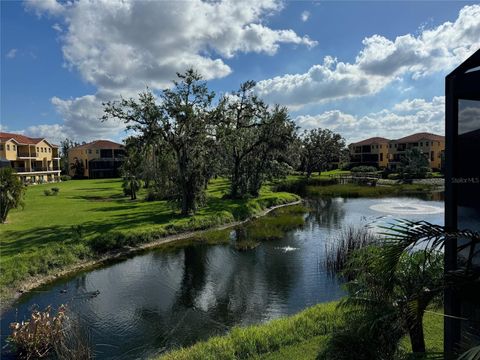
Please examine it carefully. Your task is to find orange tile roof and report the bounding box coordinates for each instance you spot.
[394,132,444,143]
[0,132,58,147]
[71,140,124,150]
[351,137,390,146]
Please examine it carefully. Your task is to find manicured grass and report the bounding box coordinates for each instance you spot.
[0,178,299,302]
[158,301,443,360]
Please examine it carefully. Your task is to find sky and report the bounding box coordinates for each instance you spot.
[1,0,479,144]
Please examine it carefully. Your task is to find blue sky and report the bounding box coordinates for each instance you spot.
[1,1,479,144]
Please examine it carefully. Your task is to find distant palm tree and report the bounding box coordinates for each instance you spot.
[69,158,84,179]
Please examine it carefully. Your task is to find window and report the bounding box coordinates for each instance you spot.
[7,144,10,151]
[85,150,88,154]
[88,149,92,154]
[13,145,16,151]
[49,148,51,153]
[96,149,99,154]
[431,151,434,161]
[380,153,383,161]
[37,147,39,153]
[395,144,397,147]
[0,144,3,151]
[85,159,88,169]
[420,142,423,146]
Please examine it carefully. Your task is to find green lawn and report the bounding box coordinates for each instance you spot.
[0,178,299,302]
[158,302,443,360]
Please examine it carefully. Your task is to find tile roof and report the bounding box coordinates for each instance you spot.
[351,137,390,146]
[394,132,444,143]
[0,132,58,147]
[71,140,124,150]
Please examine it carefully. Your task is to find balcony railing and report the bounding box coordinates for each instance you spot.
[17,152,37,157]
[13,167,60,173]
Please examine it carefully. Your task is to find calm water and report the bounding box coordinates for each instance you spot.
[1,194,444,359]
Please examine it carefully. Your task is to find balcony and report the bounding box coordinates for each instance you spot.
[17,152,37,158]
[13,167,60,174]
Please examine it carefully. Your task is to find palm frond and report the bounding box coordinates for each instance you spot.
[458,346,480,360]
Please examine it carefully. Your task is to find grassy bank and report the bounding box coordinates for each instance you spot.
[275,171,439,198]
[0,178,299,304]
[158,302,443,360]
[158,302,340,360]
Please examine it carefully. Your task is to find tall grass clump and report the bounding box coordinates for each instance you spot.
[7,305,92,359]
[325,226,378,276]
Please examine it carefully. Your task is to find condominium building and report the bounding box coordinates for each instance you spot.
[0,132,61,183]
[349,132,445,171]
[349,137,390,168]
[68,140,125,179]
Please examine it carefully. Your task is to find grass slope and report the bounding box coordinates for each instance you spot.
[158,302,340,360]
[0,178,299,302]
[158,302,443,360]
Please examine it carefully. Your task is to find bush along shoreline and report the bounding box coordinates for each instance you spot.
[0,189,300,313]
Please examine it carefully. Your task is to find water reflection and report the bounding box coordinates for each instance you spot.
[1,195,444,360]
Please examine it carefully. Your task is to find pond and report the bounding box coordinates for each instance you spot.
[0,194,444,359]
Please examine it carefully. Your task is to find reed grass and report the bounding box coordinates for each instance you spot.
[325,226,379,275]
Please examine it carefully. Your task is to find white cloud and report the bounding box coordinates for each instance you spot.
[51,93,125,141]
[295,96,445,143]
[28,0,315,92]
[6,48,18,59]
[25,124,70,145]
[24,0,66,17]
[257,5,480,107]
[52,23,62,32]
[301,10,310,22]
[458,100,480,135]
[25,0,316,140]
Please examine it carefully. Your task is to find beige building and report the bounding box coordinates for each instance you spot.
[387,133,444,171]
[0,132,61,183]
[349,132,445,171]
[68,140,125,178]
[349,137,390,169]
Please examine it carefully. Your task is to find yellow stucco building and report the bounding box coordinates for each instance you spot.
[68,140,125,178]
[0,132,61,183]
[349,132,445,171]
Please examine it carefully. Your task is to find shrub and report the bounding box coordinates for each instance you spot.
[44,189,53,196]
[60,175,71,181]
[89,233,124,253]
[350,166,377,173]
[51,187,60,195]
[387,173,400,180]
[145,187,163,202]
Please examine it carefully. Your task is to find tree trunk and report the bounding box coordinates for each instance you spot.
[231,157,240,198]
[408,316,426,353]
